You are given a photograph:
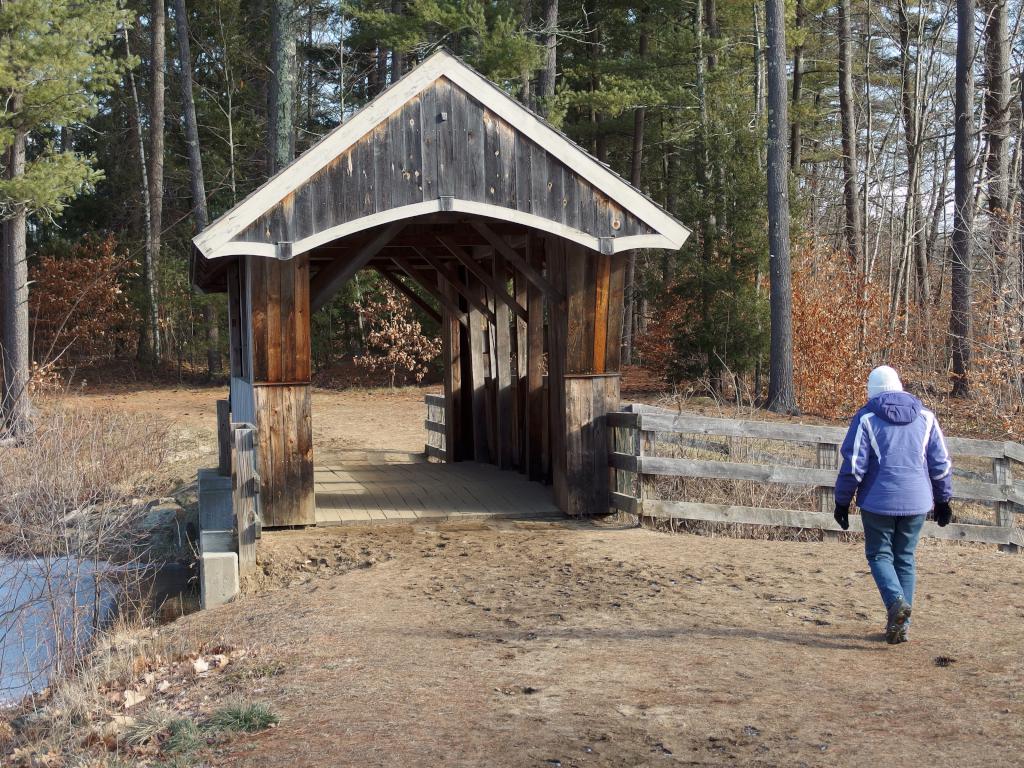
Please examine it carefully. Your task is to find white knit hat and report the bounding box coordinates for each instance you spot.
[867,365,903,399]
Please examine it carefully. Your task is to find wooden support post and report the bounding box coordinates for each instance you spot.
[466,272,490,464]
[553,239,626,515]
[993,457,1018,553]
[248,254,315,527]
[439,276,462,462]
[513,254,528,472]
[818,443,840,542]
[217,399,231,476]
[492,249,513,469]
[527,238,546,481]
[546,239,568,510]
[564,374,621,515]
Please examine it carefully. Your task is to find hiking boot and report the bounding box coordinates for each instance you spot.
[896,625,909,643]
[885,598,912,644]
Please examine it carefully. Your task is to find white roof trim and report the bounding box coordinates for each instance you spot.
[194,50,691,260]
[207,199,683,260]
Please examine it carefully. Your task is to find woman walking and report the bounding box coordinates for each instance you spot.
[833,366,954,644]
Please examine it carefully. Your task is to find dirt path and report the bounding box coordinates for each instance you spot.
[64,386,1023,766]
[176,521,1022,767]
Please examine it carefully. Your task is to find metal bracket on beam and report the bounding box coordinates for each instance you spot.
[276,241,294,260]
[599,237,615,255]
[439,196,454,212]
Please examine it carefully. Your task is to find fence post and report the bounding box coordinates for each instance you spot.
[232,427,259,576]
[817,442,839,542]
[217,399,231,476]
[638,428,655,518]
[993,457,1018,554]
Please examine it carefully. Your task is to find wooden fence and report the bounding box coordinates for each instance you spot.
[608,404,1023,551]
[216,398,262,573]
[425,393,447,461]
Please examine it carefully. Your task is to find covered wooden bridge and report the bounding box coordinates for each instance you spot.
[192,50,690,528]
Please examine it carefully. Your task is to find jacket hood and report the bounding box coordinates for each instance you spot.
[867,391,921,424]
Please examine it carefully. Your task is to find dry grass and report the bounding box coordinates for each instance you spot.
[0,397,173,707]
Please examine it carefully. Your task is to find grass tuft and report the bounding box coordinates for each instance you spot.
[163,718,204,754]
[207,701,279,733]
[124,708,174,747]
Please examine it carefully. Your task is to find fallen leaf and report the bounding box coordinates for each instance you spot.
[192,657,210,674]
[123,689,147,709]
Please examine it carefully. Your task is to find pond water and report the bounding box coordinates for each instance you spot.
[0,557,114,705]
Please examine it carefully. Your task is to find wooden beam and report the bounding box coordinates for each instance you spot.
[466,274,490,464]
[376,268,441,323]
[435,235,529,322]
[439,276,463,462]
[391,259,469,327]
[492,249,514,469]
[309,222,404,311]
[470,221,563,303]
[413,247,495,324]
[527,236,546,481]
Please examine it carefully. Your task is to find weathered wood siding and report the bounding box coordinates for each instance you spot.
[229,77,655,251]
[253,384,315,527]
[564,374,619,516]
[248,255,315,527]
[249,254,312,383]
[564,249,626,374]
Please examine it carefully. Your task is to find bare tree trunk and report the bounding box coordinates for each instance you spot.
[123,27,153,330]
[897,0,930,310]
[1019,71,1024,346]
[789,0,803,170]
[391,0,405,79]
[950,0,975,397]
[765,0,796,413]
[147,0,166,362]
[536,0,558,115]
[622,29,648,367]
[753,2,763,120]
[838,0,864,267]
[1,126,31,436]
[519,0,533,107]
[984,0,1010,300]
[269,0,296,173]
[173,0,220,376]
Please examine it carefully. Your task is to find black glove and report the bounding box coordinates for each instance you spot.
[833,504,850,531]
[934,501,952,527]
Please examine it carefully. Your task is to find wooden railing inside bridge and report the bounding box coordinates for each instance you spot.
[425,393,447,462]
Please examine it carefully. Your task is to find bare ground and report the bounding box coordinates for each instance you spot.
[66,386,1024,766]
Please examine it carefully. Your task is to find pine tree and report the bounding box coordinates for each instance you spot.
[0,0,130,435]
[765,0,796,412]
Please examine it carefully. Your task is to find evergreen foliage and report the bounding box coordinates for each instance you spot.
[0,0,130,218]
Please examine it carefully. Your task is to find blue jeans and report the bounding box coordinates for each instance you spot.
[861,511,926,613]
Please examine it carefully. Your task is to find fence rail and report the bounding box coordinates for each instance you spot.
[609,405,1023,550]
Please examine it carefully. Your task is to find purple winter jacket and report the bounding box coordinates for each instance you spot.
[834,391,953,516]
